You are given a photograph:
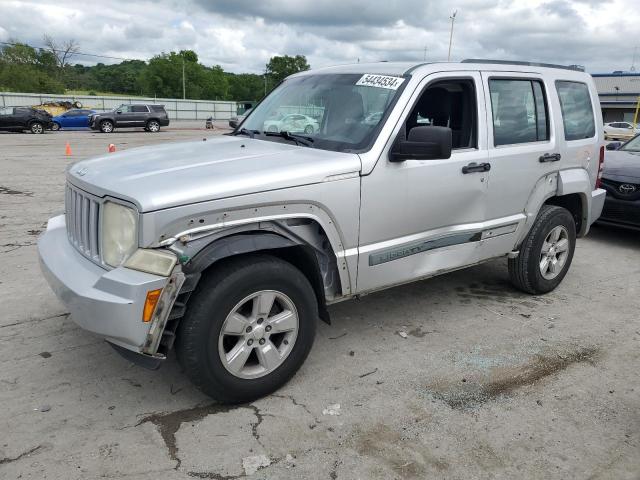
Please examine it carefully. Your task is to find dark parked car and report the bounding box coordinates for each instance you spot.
[89,104,169,133]
[599,135,640,230]
[51,109,97,130]
[0,106,53,134]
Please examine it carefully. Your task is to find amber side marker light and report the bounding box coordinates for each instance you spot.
[143,289,163,322]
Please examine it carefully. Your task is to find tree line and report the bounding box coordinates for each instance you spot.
[0,39,310,102]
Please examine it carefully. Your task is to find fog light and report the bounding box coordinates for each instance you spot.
[143,289,163,322]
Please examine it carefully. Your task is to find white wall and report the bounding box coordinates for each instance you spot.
[0,92,238,120]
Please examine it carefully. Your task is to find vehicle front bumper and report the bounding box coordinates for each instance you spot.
[598,195,640,230]
[38,215,170,355]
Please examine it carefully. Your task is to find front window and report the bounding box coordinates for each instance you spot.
[239,73,407,152]
[620,135,640,152]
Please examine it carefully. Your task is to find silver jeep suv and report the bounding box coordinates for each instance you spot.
[39,60,606,403]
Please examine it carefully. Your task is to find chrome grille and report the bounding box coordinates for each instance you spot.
[65,183,101,262]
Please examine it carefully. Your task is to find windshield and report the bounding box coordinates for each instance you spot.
[240,73,407,152]
[620,134,640,152]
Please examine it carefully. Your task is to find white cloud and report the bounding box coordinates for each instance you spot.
[0,0,638,73]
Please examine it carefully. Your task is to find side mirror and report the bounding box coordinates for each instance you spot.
[116,110,122,114]
[390,126,452,162]
[606,142,622,151]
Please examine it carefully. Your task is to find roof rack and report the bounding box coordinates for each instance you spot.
[461,59,584,72]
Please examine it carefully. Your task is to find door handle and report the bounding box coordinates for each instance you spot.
[462,162,491,174]
[539,153,561,163]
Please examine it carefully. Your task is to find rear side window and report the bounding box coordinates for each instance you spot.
[150,105,166,113]
[489,79,549,146]
[555,81,595,141]
[131,105,149,113]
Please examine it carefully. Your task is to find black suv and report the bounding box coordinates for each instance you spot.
[89,104,170,133]
[0,106,53,134]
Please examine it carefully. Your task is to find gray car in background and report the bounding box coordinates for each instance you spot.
[39,60,605,404]
[90,104,170,133]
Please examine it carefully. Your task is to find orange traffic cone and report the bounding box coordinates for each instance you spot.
[108,144,116,153]
[65,142,72,156]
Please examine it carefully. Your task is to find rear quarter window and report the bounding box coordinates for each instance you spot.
[555,81,595,141]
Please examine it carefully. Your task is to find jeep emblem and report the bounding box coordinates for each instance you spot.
[75,167,88,177]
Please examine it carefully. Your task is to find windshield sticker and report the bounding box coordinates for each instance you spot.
[356,74,405,90]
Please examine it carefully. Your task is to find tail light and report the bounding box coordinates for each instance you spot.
[595,145,605,189]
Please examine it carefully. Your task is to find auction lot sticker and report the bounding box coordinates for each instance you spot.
[356,74,405,90]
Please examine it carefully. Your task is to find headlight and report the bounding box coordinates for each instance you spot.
[124,249,177,277]
[102,201,138,267]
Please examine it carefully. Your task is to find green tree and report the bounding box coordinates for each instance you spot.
[265,55,310,85]
[227,73,265,101]
[0,42,65,93]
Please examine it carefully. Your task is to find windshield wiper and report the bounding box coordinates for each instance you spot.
[264,130,314,147]
[234,128,260,138]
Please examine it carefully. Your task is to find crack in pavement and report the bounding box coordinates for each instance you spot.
[272,393,319,427]
[0,313,69,329]
[137,402,271,471]
[0,445,42,465]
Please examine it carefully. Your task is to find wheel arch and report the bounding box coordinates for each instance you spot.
[520,169,591,245]
[176,223,344,325]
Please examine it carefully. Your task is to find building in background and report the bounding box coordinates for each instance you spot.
[592,72,640,123]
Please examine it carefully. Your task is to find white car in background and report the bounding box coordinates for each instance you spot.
[603,122,639,140]
[263,114,319,134]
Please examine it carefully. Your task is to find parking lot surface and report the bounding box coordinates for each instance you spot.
[1,124,639,479]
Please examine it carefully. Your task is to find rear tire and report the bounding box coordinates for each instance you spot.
[146,120,160,132]
[509,205,576,294]
[176,254,318,404]
[51,122,60,131]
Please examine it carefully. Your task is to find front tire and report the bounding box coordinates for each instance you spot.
[30,122,44,134]
[51,122,60,131]
[509,205,576,294]
[176,254,318,404]
[100,120,114,133]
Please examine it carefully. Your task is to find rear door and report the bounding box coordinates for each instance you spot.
[130,104,150,126]
[480,71,559,249]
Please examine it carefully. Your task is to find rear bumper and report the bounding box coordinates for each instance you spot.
[588,188,606,226]
[38,215,169,354]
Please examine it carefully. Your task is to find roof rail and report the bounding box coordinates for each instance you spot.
[461,59,584,72]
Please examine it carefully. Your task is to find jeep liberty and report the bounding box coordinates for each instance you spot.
[39,60,606,403]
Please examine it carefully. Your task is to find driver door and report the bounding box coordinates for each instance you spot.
[357,72,492,293]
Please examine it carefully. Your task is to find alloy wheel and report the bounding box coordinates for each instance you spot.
[539,225,569,280]
[218,290,299,379]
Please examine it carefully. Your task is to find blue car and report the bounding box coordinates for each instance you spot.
[51,109,97,130]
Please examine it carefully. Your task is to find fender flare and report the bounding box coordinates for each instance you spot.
[183,232,297,274]
[181,231,331,324]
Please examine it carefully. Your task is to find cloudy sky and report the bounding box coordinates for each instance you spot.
[0,0,638,74]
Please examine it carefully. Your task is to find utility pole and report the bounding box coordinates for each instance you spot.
[423,45,428,61]
[182,53,186,100]
[264,68,268,97]
[447,10,457,62]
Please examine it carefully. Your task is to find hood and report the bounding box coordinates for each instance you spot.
[67,136,361,212]
[603,150,640,183]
